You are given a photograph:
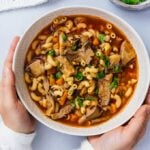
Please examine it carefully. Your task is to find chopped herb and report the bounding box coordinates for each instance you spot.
[87,64,91,68]
[85,96,95,101]
[71,39,81,51]
[110,77,119,90]
[75,72,84,81]
[95,89,99,95]
[95,52,100,57]
[47,49,55,56]
[76,97,84,107]
[55,71,62,79]
[96,71,105,79]
[113,65,120,73]
[62,34,68,42]
[121,0,146,5]
[70,100,76,109]
[98,34,105,43]
[100,54,110,67]
[71,44,77,51]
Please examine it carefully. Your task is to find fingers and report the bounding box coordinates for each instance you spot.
[1,37,20,107]
[145,87,150,104]
[124,105,150,141]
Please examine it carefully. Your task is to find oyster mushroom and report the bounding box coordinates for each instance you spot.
[56,56,75,78]
[78,106,102,124]
[26,59,45,77]
[120,40,136,66]
[98,74,113,106]
[51,105,73,120]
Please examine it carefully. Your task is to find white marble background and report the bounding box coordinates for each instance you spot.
[0,0,150,150]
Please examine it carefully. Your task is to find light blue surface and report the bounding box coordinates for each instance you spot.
[0,0,150,150]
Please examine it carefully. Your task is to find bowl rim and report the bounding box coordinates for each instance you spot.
[13,6,150,136]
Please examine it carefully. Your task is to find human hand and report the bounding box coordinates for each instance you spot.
[88,88,150,150]
[0,36,35,134]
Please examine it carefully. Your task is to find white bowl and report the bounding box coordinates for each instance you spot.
[13,6,150,136]
[110,0,150,10]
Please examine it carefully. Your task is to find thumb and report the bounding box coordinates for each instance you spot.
[124,105,150,141]
[2,62,18,108]
[1,37,19,108]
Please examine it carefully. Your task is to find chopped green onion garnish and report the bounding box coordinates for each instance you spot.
[95,89,99,95]
[110,77,119,90]
[100,54,110,67]
[55,72,63,79]
[76,97,84,107]
[95,52,100,57]
[113,65,120,73]
[98,34,105,43]
[96,71,105,79]
[62,34,68,42]
[70,100,76,109]
[85,96,95,101]
[47,49,55,56]
[87,64,91,68]
[71,39,81,51]
[71,44,77,51]
[75,72,84,81]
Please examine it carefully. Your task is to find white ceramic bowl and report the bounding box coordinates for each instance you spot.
[13,6,150,136]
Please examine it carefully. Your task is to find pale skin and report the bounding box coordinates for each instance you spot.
[0,36,35,134]
[0,37,150,149]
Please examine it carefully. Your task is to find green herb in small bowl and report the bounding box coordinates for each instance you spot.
[121,0,146,5]
[110,0,149,10]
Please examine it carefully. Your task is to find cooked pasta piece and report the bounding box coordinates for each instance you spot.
[30,92,41,102]
[44,55,57,70]
[24,72,31,84]
[27,51,33,63]
[38,83,46,95]
[106,23,112,29]
[30,78,38,91]
[46,36,53,43]
[83,66,98,80]
[77,23,87,29]
[42,42,52,49]
[65,20,73,30]
[32,40,39,50]
[88,80,95,94]
[38,35,47,40]
[125,87,133,98]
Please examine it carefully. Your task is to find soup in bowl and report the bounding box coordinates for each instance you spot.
[13,7,150,135]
